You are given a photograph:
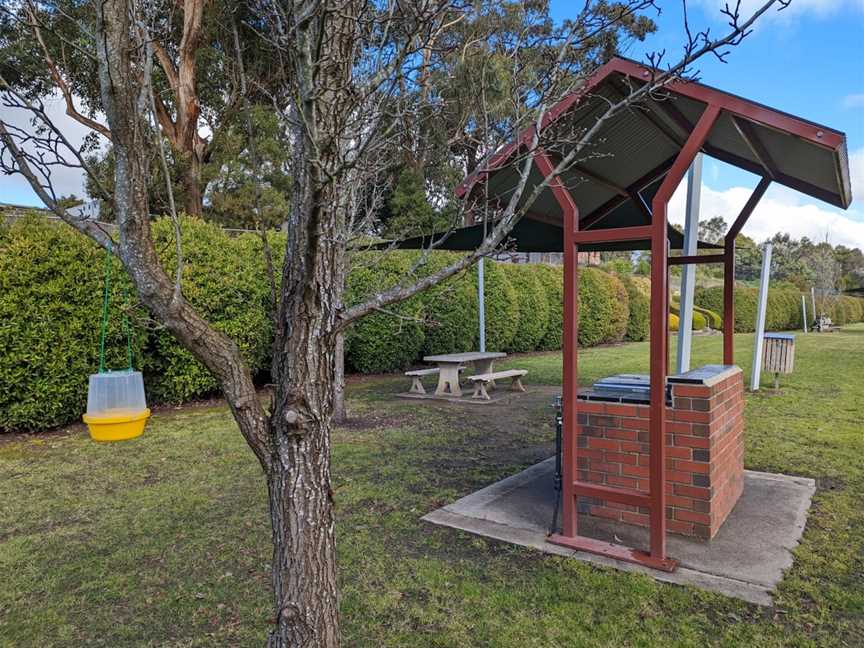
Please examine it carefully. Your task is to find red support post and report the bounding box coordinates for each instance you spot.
[723,242,735,364]
[723,176,770,365]
[649,105,721,561]
[533,150,579,538]
[562,200,579,538]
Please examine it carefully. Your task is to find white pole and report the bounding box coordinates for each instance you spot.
[811,286,817,322]
[801,295,808,333]
[676,153,702,374]
[478,258,486,352]
[750,243,773,391]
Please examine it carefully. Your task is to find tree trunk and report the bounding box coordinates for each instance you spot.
[333,333,346,423]
[265,104,345,642]
[267,310,341,648]
[182,155,204,217]
[265,426,339,648]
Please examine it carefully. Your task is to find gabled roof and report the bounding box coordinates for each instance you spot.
[457,57,852,234]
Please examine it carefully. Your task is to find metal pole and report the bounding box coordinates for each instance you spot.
[750,243,773,391]
[478,258,486,352]
[801,295,808,333]
[676,153,702,374]
[811,286,817,322]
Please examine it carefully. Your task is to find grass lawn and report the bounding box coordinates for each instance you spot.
[1,326,862,647]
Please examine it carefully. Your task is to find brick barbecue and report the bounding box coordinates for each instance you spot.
[575,365,744,539]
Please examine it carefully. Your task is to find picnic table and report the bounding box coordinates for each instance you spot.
[422,351,507,397]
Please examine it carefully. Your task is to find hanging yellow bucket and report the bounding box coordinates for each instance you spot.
[84,407,150,442]
[83,370,150,442]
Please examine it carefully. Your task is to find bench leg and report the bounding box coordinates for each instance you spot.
[471,381,491,400]
[511,376,526,392]
[409,377,426,395]
[473,359,496,389]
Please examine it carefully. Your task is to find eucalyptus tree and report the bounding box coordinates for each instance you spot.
[0,0,281,216]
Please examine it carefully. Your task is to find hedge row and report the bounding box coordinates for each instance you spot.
[345,260,640,372]
[2,217,651,431]
[694,284,864,333]
[0,217,277,431]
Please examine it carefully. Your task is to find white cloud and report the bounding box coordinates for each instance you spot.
[667,173,864,249]
[0,93,101,206]
[842,93,864,109]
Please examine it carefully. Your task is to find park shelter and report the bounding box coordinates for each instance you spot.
[403,57,852,571]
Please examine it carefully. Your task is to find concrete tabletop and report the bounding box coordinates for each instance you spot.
[423,351,507,363]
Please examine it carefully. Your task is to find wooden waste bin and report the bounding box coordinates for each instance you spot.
[763,333,795,388]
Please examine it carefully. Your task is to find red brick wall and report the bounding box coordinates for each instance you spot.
[576,369,744,538]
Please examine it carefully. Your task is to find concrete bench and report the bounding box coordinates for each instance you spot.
[405,367,463,394]
[467,369,527,400]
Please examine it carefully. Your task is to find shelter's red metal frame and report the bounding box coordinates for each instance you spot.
[468,57,832,571]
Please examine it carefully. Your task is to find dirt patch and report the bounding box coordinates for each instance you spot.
[0,425,83,448]
[815,476,846,492]
[339,413,414,431]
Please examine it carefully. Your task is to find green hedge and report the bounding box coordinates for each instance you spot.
[827,296,864,326]
[695,285,864,333]
[500,263,549,352]
[0,217,148,431]
[619,275,649,342]
[344,253,425,374]
[578,268,615,346]
[21,217,835,431]
[536,265,564,350]
[419,253,479,357]
[694,305,722,329]
[146,218,276,402]
[606,274,629,344]
[670,303,708,331]
[477,261,520,352]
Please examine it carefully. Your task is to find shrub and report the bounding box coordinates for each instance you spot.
[695,284,758,333]
[694,305,722,330]
[695,284,815,333]
[669,313,680,332]
[344,252,425,373]
[1,216,663,431]
[691,311,708,330]
[419,253,479,356]
[477,261,520,351]
[501,263,550,352]
[605,274,629,343]
[146,218,275,402]
[535,265,564,350]
[619,275,648,342]
[0,216,148,431]
[577,268,615,346]
[826,296,864,326]
[670,302,707,330]
[844,296,864,323]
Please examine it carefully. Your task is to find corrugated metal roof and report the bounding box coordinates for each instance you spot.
[459,57,852,236]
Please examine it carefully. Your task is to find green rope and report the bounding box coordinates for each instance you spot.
[122,284,133,370]
[98,244,135,373]
[98,245,112,373]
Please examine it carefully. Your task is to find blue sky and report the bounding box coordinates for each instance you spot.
[550,0,864,246]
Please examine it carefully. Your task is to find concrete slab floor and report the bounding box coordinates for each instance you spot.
[422,458,815,606]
